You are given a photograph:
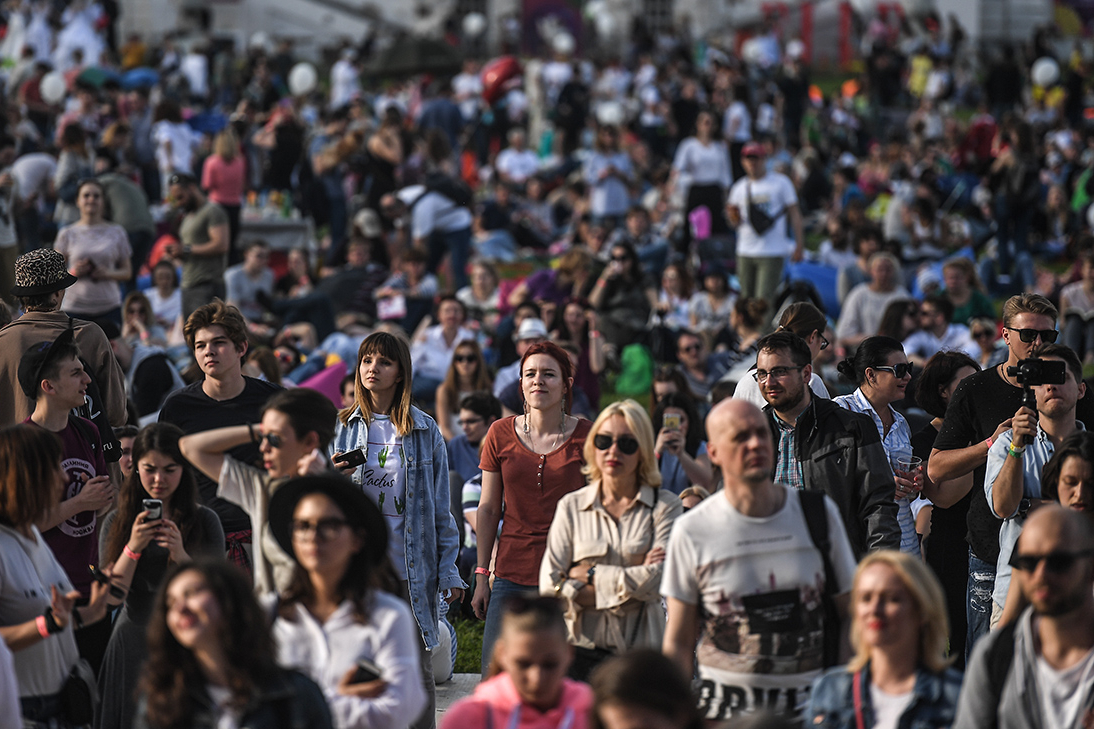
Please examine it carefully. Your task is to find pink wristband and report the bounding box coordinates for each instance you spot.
[123,545,142,561]
[986,436,994,450]
[36,615,50,639]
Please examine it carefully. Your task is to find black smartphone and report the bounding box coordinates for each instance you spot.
[142,498,163,521]
[350,658,382,684]
[338,448,367,468]
[89,564,127,600]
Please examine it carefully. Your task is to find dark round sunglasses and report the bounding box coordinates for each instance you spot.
[593,433,640,455]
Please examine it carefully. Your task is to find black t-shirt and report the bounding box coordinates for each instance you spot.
[159,377,282,533]
[913,423,971,558]
[934,365,1094,562]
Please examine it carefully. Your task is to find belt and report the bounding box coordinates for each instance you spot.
[21,692,63,721]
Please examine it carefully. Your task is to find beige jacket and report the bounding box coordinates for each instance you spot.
[539,482,682,652]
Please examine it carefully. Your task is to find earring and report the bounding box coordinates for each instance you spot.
[523,400,530,434]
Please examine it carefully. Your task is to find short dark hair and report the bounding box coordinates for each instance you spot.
[184,300,248,356]
[1032,343,1083,386]
[242,238,270,254]
[837,335,905,385]
[459,391,503,421]
[923,294,954,324]
[756,331,811,368]
[113,424,140,440]
[914,351,980,418]
[261,389,338,450]
[19,338,80,399]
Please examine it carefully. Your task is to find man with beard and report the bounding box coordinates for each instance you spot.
[954,505,1094,729]
[164,172,230,320]
[753,330,899,556]
[662,399,856,722]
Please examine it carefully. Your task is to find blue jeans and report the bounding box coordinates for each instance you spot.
[480,577,536,677]
[966,548,996,663]
[427,226,472,290]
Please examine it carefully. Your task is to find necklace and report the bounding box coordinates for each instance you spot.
[524,413,567,453]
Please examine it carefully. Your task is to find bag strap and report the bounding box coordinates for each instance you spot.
[798,489,833,597]
[852,670,866,729]
[985,619,1018,727]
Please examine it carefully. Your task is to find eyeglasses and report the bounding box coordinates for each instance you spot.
[454,355,477,364]
[593,433,640,455]
[259,432,283,448]
[610,255,629,263]
[457,417,483,427]
[679,344,702,354]
[1006,327,1059,344]
[753,366,803,383]
[873,363,913,378]
[1009,549,1094,574]
[818,333,830,351]
[290,517,350,541]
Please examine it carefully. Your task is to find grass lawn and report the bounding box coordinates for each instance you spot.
[453,614,486,674]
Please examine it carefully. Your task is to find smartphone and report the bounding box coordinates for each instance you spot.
[350,658,382,684]
[89,565,127,600]
[663,413,682,431]
[142,498,163,521]
[338,448,367,468]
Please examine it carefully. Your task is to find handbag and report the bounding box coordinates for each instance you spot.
[60,658,100,725]
[746,183,782,236]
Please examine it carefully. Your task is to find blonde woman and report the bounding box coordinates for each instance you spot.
[806,551,961,729]
[540,399,683,681]
[201,126,245,253]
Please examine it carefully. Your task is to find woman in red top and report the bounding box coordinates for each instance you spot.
[472,341,591,677]
[201,127,246,257]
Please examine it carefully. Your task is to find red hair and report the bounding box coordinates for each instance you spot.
[519,340,574,413]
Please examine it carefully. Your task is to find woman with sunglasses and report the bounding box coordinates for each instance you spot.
[135,559,334,729]
[472,340,592,677]
[835,336,922,556]
[733,302,832,407]
[806,551,961,729]
[122,291,168,348]
[967,317,1006,369]
[589,242,656,352]
[98,423,226,729]
[436,339,493,442]
[266,474,426,729]
[540,400,682,680]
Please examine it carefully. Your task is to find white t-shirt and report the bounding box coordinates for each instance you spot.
[1036,643,1094,729]
[870,685,915,729]
[206,685,242,729]
[727,173,799,258]
[723,101,752,142]
[661,486,856,721]
[363,415,408,579]
[153,121,196,174]
[495,148,540,184]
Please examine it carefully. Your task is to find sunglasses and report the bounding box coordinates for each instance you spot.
[972,330,994,339]
[1009,548,1094,574]
[818,333,830,351]
[593,433,640,455]
[610,255,629,263]
[454,355,477,364]
[259,432,283,448]
[873,363,913,378]
[290,517,350,541]
[1006,327,1059,344]
[679,344,702,354]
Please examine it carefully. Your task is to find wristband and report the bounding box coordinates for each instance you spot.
[44,608,61,634]
[1007,443,1026,459]
[986,436,994,450]
[474,567,491,576]
[36,615,50,639]
[589,331,602,338]
[123,545,142,561]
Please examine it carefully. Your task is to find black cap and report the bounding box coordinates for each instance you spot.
[17,326,77,398]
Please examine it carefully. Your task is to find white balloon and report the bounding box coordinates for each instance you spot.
[595,13,616,38]
[1032,57,1060,87]
[39,72,65,104]
[552,32,575,56]
[786,39,805,59]
[462,12,487,37]
[249,32,271,51]
[288,62,318,96]
[742,38,763,64]
[596,100,625,126]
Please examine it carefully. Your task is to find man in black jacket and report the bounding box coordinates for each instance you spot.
[754,331,900,556]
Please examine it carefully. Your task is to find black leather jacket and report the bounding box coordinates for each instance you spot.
[766,396,901,557]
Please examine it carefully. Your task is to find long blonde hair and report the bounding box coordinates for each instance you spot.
[214,127,239,162]
[582,399,662,488]
[847,550,952,674]
[338,332,415,436]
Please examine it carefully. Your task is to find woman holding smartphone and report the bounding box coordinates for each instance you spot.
[98,423,225,729]
[651,393,713,494]
[329,331,464,729]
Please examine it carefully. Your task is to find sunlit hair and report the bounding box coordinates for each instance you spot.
[123,290,157,331]
[1002,293,1058,328]
[440,339,492,415]
[338,331,414,435]
[582,399,661,488]
[0,424,62,528]
[519,340,574,413]
[848,550,951,674]
[213,126,239,161]
[142,560,281,729]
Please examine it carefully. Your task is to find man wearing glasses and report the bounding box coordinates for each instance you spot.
[754,331,899,557]
[931,293,1094,658]
[954,506,1094,729]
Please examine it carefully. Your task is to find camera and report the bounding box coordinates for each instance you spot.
[1007,358,1067,410]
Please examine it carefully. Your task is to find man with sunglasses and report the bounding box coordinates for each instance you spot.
[984,344,1085,631]
[954,506,1094,729]
[754,331,900,557]
[931,294,1094,658]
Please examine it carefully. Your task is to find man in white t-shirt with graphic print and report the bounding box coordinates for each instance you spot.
[662,399,856,722]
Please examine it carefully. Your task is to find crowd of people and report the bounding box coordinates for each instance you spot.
[3,1,1094,728]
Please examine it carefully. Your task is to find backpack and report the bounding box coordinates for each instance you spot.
[798,489,841,668]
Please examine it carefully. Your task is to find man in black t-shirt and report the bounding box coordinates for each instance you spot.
[158,301,280,570]
[930,293,1094,659]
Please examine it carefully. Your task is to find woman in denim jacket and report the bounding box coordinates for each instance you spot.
[806,551,962,729]
[330,331,466,729]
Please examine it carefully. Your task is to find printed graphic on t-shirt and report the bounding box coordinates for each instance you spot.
[362,438,405,515]
[58,456,97,539]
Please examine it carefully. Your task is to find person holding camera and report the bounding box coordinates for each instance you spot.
[652,393,713,494]
[984,344,1085,631]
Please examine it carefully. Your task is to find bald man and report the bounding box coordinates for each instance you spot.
[955,505,1094,729]
[661,399,857,723]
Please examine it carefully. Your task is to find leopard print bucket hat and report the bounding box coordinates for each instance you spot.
[11,247,78,297]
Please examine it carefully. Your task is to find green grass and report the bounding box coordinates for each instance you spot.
[453,614,485,674]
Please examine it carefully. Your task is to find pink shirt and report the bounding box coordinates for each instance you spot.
[201,154,246,206]
[441,674,593,729]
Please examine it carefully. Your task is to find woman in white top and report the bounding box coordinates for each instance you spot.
[540,399,682,681]
[722,83,752,180]
[409,295,477,407]
[671,110,731,250]
[267,474,426,729]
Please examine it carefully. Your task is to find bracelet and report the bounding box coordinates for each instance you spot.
[36,615,50,639]
[474,567,491,576]
[1007,443,1026,459]
[123,545,142,561]
[589,331,602,338]
[247,423,257,443]
[986,436,994,450]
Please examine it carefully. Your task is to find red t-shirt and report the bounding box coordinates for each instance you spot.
[26,417,107,596]
[479,416,591,584]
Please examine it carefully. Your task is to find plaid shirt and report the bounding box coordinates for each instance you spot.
[772,411,806,491]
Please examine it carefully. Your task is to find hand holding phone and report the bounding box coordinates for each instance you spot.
[336,448,367,469]
[142,498,163,521]
[350,658,382,684]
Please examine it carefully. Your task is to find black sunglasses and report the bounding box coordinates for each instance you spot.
[593,433,640,455]
[1009,549,1094,574]
[873,363,913,378]
[818,332,829,351]
[259,432,283,448]
[972,330,995,339]
[610,255,629,263]
[453,355,477,364]
[290,517,350,541]
[1006,327,1059,344]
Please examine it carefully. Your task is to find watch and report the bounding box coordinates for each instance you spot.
[1018,498,1032,518]
[585,565,596,585]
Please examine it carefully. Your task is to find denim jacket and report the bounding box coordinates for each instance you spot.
[806,662,962,729]
[330,406,466,650]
